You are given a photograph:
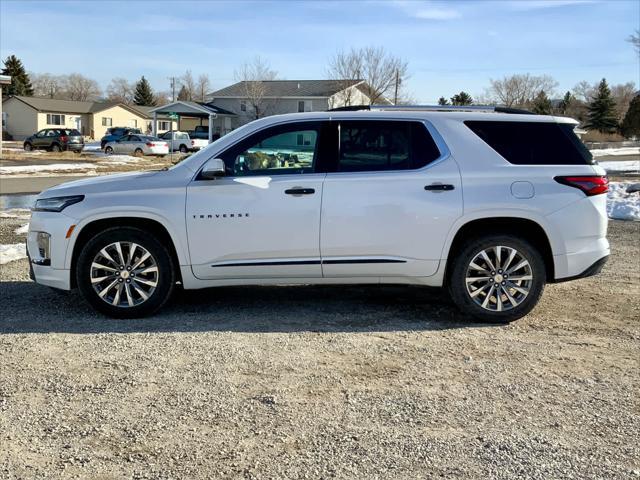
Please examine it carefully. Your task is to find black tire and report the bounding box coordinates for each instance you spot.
[76,227,176,318]
[448,234,545,323]
[179,144,188,153]
[51,143,62,152]
[23,142,33,152]
[104,146,114,155]
[134,148,144,157]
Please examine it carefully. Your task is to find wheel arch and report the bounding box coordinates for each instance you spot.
[443,216,555,283]
[68,216,184,288]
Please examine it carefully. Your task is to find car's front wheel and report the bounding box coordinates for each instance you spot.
[104,146,114,155]
[448,235,545,323]
[76,227,176,318]
[23,142,33,152]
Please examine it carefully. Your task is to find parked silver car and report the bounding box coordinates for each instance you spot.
[104,134,169,156]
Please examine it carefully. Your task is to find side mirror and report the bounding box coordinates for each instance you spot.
[201,158,226,179]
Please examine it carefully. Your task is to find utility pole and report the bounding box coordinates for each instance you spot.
[394,69,399,105]
[169,77,176,102]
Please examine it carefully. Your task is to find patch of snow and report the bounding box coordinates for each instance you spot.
[0,244,27,265]
[598,160,640,174]
[590,147,640,157]
[14,224,29,235]
[0,209,31,220]
[607,182,640,221]
[0,163,95,175]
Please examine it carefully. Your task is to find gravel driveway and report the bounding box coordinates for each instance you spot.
[0,219,638,479]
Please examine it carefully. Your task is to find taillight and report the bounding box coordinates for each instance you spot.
[555,176,609,196]
[146,142,153,147]
[59,135,68,143]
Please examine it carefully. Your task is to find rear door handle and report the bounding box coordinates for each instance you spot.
[285,187,315,195]
[424,184,455,192]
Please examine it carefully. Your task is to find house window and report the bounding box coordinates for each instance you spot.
[102,117,113,127]
[158,121,171,130]
[240,101,247,112]
[46,114,65,125]
[298,100,312,112]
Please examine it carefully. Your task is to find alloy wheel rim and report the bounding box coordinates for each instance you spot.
[90,242,159,308]
[465,246,532,312]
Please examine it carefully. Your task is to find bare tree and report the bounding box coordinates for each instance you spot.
[195,74,211,102]
[628,29,640,58]
[154,90,172,106]
[31,73,65,98]
[610,82,636,121]
[63,73,101,101]
[234,56,278,119]
[180,70,196,101]
[106,77,134,104]
[327,46,408,105]
[572,80,595,103]
[487,74,558,107]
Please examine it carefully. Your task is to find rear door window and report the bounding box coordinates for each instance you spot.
[336,121,441,172]
[464,121,593,165]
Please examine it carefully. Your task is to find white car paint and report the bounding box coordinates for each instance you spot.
[158,131,208,152]
[27,110,609,297]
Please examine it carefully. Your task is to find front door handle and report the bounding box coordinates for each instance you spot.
[285,187,315,195]
[424,183,455,192]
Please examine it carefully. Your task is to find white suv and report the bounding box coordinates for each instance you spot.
[27,107,610,322]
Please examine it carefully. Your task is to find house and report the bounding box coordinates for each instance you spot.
[207,79,384,129]
[1,96,177,140]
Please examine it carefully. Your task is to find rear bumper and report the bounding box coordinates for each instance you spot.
[551,254,608,283]
[65,144,84,152]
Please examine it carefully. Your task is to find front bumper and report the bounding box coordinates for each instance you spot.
[26,210,76,291]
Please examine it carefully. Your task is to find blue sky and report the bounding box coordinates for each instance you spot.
[1,0,638,102]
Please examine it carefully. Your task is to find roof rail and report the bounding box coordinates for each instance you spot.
[328,104,534,115]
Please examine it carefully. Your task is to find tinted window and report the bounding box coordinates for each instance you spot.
[219,122,323,176]
[464,121,593,165]
[337,121,441,172]
[65,129,81,136]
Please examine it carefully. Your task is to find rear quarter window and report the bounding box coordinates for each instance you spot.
[464,121,593,165]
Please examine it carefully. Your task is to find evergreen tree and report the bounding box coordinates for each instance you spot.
[532,90,552,115]
[437,96,449,106]
[558,91,574,115]
[450,91,473,106]
[585,78,618,133]
[1,55,34,96]
[620,95,640,138]
[177,84,190,101]
[133,76,156,106]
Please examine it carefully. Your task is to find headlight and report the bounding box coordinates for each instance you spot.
[34,195,84,212]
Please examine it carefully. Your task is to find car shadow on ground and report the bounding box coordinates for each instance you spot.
[0,281,497,334]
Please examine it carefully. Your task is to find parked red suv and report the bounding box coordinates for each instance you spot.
[23,128,85,153]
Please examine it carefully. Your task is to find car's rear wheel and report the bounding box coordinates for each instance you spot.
[179,144,188,153]
[51,144,62,152]
[134,148,144,157]
[23,142,33,152]
[448,235,545,323]
[76,227,176,318]
[104,146,114,155]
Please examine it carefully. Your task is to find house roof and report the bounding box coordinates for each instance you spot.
[148,100,236,117]
[209,80,363,98]
[3,95,162,118]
